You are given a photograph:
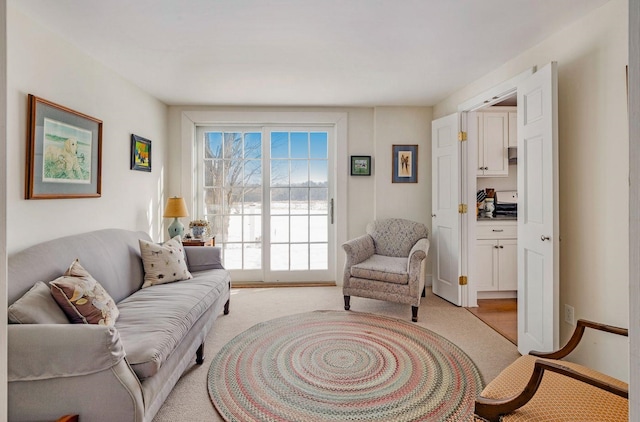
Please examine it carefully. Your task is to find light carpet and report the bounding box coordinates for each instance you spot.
[208,310,484,421]
[152,286,520,421]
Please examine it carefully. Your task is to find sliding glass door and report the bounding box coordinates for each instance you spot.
[195,126,334,282]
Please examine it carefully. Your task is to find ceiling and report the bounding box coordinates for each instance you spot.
[11,0,609,107]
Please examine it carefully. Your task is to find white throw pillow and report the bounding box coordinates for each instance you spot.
[139,236,193,288]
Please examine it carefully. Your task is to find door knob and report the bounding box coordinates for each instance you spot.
[541,235,550,241]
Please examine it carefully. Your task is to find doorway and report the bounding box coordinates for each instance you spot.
[431,63,560,354]
[468,95,518,342]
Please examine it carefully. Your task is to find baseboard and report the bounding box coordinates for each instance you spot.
[477,290,517,299]
[232,281,337,288]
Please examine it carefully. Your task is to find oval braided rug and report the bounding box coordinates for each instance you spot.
[208,310,484,421]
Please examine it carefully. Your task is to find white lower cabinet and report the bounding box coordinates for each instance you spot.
[475,222,517,292]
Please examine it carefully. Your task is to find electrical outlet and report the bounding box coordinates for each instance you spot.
[564,304,575,325]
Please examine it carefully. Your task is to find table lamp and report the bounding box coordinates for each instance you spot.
[163,196,189,239]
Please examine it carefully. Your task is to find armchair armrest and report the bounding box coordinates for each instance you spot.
[342,234,375,266]
[530,319,628,359]
[8,324,126,381]
[407,238,429,297]
[475,359,629,422]
[407,238,429,270]
[185,246,224,272]
[342,234,375,287]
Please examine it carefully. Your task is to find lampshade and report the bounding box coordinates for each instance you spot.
[163,197,189,218]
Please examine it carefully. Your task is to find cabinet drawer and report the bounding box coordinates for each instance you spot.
[476,223,517,239]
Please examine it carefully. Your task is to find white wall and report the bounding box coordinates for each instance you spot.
[435,0,629,380]
[373,107,433,225]
[167,105,432,283]
[628,0,639,417]
[0,1,7,419]
[6,5,169,254]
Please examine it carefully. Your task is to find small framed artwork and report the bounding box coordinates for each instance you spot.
[131,134,152,172]
[350,155,371,176]
[26,94,102,199]
[392,144,418,183]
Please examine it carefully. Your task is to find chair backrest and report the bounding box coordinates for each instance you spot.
[366,218,428,257]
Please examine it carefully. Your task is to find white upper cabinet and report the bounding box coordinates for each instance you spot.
[476,107,516,177]
[508,111,517,147]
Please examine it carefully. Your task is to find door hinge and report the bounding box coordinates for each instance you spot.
[459,275,468,286]
[458,131,467,141]
[458,203,468,214]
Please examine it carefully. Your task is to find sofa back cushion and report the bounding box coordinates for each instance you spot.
[8,229,150,305]
[366,218,429,257]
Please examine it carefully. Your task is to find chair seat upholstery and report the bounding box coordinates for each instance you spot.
[351,255,408,285]
[480,355,628,421]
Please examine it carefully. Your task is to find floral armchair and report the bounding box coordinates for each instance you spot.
[342,218,429,322]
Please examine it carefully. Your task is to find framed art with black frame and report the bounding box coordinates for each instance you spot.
[131,134,152,172]
[392,144,418,183]
[25,94,102,199]
[350,155,371,176]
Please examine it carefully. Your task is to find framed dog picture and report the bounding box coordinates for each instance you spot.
[131,134,152,172]
[392,144,418,183]
[26,94,102,199]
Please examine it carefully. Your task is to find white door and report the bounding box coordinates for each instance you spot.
[517,62,560,354]
[431,113,462,306]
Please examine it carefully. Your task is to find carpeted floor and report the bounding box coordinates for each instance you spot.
[152,286,521,422]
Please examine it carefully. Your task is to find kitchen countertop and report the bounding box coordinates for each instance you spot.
[477,214,517,221]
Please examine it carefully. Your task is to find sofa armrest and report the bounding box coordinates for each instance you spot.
[185,246,224,272]
[9,324,145,422]
[8,324,126,381]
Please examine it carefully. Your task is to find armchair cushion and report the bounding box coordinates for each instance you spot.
[351,255,408,284]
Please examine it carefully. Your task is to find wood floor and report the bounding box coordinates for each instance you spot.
[467,299,517,345]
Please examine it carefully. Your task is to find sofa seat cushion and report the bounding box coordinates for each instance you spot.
[115,269,229,380]
[480,355,628,421]
[350,255,408,284]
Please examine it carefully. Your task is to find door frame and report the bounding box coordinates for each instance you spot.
[178,110,348,284]
[456,67,536,308]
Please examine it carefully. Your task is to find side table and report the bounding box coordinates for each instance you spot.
[182,237,215,247]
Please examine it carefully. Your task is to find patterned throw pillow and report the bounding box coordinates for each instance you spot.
[139,236,192,288]
[50,259,120,326]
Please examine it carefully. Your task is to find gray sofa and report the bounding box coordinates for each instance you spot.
[7,228,231,422]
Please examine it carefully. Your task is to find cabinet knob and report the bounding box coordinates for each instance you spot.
[499,245,504,248]
[541,235,551,241]
[431,214,436,218]
[494,245,499,249]
[492,229,503,232]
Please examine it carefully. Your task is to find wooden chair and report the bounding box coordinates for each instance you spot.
[475,319,628,422]
[56,416,79,422]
